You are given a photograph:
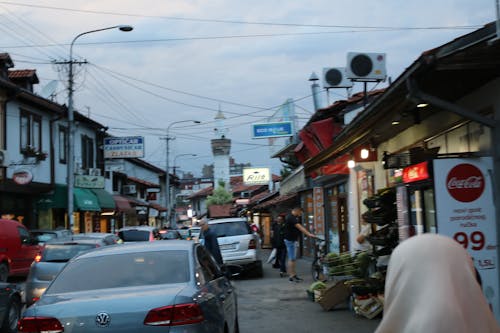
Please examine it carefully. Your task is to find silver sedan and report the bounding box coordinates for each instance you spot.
[19,241,239,333]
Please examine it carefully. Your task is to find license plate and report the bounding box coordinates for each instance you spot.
[220,243,237,250]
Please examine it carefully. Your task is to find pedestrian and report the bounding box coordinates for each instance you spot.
[284,207,315,283]
[355,215,372,252]
[199,219,224,266]
[375,234,500,333]
[271,215,287,277]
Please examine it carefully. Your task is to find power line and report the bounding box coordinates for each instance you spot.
[0,1,482,30]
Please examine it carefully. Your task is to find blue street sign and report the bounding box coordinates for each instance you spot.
[252,121,293,139]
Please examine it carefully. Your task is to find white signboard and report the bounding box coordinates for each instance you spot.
[434,157,499,317]
[243,167,270,185]
[104,136,144,159]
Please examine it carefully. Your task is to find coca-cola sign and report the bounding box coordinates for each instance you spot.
[13,169,33,185]
[446,163,484,202]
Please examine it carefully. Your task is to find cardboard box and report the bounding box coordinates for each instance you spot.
[316,281,350,311]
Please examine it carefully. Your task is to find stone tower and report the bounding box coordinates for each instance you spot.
[211,109,231,190]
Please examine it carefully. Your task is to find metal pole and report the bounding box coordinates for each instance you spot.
[66,25,133,231]
[164,121,200,227]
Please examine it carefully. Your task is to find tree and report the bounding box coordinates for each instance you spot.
[206,180,233,206]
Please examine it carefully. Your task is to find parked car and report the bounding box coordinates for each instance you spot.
[0,219,42,282]
[159,229,182,240]
[117,226,161,242]
[24,238,110,307]
[19,241,240,333]
[177,228,191,240]
[0,282,21,333]
[188,226,201,242]
[71,232,121,246]
[30,228,73,244]
[206,217,263,277]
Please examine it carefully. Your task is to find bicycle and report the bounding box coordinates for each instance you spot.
[311,236,328,281]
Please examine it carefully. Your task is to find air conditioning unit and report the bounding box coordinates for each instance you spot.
[346,52,387,81]
[322,67,353,88]
[123,184,137,195]
[88,168,101,176]
[0,150,9,167]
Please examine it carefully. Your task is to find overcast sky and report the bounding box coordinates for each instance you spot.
[0,0,495,178]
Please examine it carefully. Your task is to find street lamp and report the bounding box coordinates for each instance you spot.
[173,153,197,176]
[67,25,133,231]
[165,120,201,227]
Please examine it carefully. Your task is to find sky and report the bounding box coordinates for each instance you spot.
[0,0,496,178]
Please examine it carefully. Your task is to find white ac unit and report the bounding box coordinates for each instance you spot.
[346,52,387,81]
[88,168,101,176]
[75,168,85,175]
[123,184,137,195]
[0,150,9,167]
[322,67,353,88]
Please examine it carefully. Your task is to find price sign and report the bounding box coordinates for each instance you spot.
[434,158,498,317]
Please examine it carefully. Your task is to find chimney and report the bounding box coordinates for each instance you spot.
[8,69,39,92]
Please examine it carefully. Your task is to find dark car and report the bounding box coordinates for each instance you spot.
[0,282,21,333]
[24,237,117,307]
[19,241,240,333]
[117,226,161,242]
[159,229,182,240]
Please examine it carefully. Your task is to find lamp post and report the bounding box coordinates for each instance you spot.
[67,25,133,231]
[173,153,197,176]
[164,120,200,227]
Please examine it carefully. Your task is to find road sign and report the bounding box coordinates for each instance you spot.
[252,121,293,139]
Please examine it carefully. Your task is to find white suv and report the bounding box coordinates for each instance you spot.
[207,217,263,277]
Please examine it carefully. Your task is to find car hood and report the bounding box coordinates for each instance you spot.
[27,284,190,332]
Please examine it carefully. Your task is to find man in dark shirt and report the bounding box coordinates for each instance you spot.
[284,207,315,282]
[199,219,223,265]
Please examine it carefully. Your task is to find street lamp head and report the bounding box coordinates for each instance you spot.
[118,25,134,32]
[193,120,201,124]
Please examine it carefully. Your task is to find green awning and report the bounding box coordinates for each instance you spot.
[73,188,100,211]
[91,189,116,209]
[37,184,67,209]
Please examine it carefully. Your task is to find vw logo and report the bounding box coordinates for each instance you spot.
[95,312,111,327]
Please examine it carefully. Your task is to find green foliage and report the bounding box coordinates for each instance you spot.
[308,281,327,292]
[206,180,233,206]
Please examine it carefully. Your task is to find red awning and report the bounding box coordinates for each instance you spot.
[149,203,167,212]
[112,195,134,212]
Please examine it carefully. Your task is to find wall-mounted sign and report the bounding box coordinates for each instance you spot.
[243,167,270,185]
[104,136,144,159]
[13,169,33,185]
[75,175,105,189]
[252,121,293,139]
[403,161,430,183]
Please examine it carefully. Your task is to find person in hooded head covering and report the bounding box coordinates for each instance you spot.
[375,233,499,333]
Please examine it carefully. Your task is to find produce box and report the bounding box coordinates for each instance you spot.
[316,281,350,311]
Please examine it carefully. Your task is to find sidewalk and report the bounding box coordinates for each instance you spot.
[233,249,381,333]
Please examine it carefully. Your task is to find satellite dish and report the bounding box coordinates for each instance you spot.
[40,80,58,99]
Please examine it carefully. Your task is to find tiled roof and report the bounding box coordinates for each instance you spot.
[8,69,39,83]
[127,176,159,188]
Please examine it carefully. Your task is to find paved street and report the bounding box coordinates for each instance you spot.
[232,250,381,333]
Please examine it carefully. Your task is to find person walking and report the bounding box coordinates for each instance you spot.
[199,219,223,266]
[271,215,287,277]
[284,207,315,282]
[375,234,500,333]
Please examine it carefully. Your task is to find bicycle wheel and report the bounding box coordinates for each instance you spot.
[311,259,326,281]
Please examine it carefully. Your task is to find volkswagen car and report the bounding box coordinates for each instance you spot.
[19,241,240,333]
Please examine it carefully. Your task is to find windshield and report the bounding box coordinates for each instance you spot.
[42,244,96,262]
[46,250,190,293]
[118,230,151,241]
[210,221,251,237]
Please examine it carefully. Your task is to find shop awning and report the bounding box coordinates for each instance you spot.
[37,184,101,211]
[73,188,100,211]
[91,189,116,209]
[149,202,167,212]
[112,195,134,213]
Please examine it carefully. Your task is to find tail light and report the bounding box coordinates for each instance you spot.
[144,303,204,326]
[249,239,256,249]
[18,317,64,333]
[34,254,42,262]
